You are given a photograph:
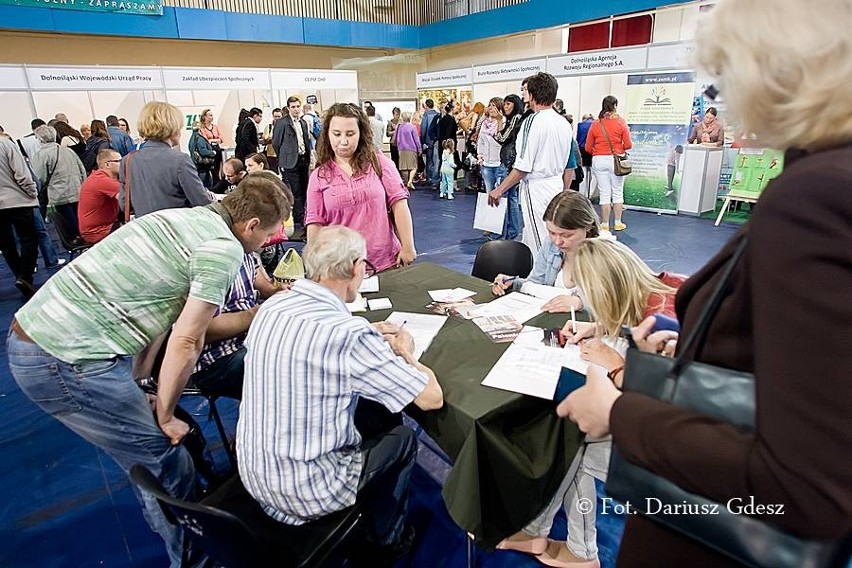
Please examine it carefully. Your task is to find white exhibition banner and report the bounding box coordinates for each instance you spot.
[270,70,358,90]
[162,68,271,90]
[416,67,472,89]
[24,67,163,90]
[546,47,647,77]
[472,58,546,84]
[646,42,696,71]
[0,66,29,90]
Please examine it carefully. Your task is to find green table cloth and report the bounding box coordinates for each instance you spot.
[361,263,585,548]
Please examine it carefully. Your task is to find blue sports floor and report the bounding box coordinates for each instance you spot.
[0,186,739,567]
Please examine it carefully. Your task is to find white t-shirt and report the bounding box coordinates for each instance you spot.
[513,108,573,181]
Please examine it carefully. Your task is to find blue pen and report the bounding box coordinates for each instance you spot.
[498,276,517,284]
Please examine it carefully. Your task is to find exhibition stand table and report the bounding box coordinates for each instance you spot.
[361,263,585,548]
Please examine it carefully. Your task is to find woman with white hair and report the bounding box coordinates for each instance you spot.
[32,124,85,238]
[558,0,852,565]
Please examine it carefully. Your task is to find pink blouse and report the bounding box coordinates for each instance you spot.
[305,152,409,272]
[199,123,222,143]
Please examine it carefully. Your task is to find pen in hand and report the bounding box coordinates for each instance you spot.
[570,306,577,335]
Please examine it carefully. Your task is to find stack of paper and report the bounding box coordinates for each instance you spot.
[481,343,566,399]
[358,276,379,293]
[345,294,367,313]
[471,292,543,325]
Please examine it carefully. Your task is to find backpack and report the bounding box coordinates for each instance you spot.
[311,115,321,140]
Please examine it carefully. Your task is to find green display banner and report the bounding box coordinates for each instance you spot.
[728,148,784,200]
[623,72,696,212]
[0,0,162,15]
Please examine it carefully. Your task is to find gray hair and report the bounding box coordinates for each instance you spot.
[35,125,57,144]
[402,112,412,122]
[303,226,367,281]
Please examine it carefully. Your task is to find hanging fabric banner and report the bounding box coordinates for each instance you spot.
[622,72,696,213]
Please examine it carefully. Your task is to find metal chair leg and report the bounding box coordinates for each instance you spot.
[466,532,476,568]
[207,397,237,469]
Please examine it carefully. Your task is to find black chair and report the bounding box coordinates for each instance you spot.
[47,210,90,259]
[130,464,362,568]
[471,240,534,283]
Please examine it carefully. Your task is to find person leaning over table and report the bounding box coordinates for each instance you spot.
[496,238,685,568]
[7,177,291,567]
[237,225,443,566]
[557,1,852,565]
[491,191,600,314]
[305,102,417,272]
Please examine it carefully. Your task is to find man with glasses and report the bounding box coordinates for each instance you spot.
[238,225,443,565]
[78,148,122,244]
[212,158,247,195]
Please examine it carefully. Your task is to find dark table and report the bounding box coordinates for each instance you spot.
[361,263,585,548]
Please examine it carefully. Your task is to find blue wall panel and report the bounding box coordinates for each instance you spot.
[0,0,693,50]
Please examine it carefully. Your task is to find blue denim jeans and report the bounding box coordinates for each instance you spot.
[427,143,440,184]
[32,209,59,266]
[7,330,195,567]
[496,166,521,240]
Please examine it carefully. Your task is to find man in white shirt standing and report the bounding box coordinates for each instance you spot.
[238,226,443,565]
[488,72,572,253]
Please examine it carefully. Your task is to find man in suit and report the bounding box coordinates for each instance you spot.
[236,107,262,161]
[272,96,310,227]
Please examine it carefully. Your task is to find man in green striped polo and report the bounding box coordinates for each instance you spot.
[7,174,291,567]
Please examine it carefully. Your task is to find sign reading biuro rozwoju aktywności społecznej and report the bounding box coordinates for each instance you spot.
[0,0,162,16]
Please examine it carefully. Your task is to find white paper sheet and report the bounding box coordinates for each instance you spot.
[481,343,564,399]
[473,193,507,234]
[519,282,566,302]
[428,288,477,303]
[358,276,379,293]
[472,292,543,325]
[385,312,448,361]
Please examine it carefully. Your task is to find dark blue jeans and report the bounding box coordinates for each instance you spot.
[190,347,245,400]
[357,425,417,545]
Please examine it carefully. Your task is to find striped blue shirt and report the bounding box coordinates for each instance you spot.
[193,253,258,373]
[237,279,428,525]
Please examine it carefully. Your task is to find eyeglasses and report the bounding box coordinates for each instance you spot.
[104,160,121,164]
[358,258,378,278]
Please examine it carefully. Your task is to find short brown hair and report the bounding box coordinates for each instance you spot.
[137,101,183,142]
[222,172,292,228]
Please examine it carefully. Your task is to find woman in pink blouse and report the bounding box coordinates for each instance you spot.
[305,103,417,272]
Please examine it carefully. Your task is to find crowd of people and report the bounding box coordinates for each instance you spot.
[1,0,849,565]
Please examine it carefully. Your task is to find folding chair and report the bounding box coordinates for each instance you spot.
[130,464,362,568]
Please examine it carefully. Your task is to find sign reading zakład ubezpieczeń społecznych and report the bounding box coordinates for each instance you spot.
[0,0,162,15]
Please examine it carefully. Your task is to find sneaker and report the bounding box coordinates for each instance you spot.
[600,223,610,232]
[665,189,674,197]
[447,194,454,200]
[45,258,67,269]
[614,221,627,231]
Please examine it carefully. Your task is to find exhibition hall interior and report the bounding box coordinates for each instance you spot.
[1,0,850,566]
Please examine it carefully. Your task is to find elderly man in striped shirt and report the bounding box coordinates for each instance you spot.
[238,225,443,565]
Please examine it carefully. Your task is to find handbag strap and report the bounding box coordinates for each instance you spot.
[670,236,749,377]
[123,152,136,223]
[599,118,619,156]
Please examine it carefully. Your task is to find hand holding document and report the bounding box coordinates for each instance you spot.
[473,193,507,234]
[385,312,448,360]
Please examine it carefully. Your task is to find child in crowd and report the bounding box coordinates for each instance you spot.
[497,238,685,568]
[439,139,456,200]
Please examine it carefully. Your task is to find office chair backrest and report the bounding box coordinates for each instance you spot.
[471,240,534,283]
[129,464,265,568]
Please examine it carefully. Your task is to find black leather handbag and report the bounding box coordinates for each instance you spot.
[606,237,840,567]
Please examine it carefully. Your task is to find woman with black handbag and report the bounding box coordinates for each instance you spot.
[557,0,852,566]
